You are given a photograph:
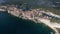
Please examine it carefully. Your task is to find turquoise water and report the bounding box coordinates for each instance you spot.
[0,11,55,34]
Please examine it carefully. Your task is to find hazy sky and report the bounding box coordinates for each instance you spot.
[0,0,4,3]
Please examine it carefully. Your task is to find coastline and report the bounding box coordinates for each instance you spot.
[0,8,60,34]
[7,10,59,34]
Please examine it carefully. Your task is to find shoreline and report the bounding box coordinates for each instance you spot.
[0,9,60,34]
[8,10,59,34]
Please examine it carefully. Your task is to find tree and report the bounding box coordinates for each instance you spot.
[3,0,39,7]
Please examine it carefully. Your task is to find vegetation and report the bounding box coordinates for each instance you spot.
[38,7,60,15]
[2,0,60,15]
[3,0,38,5]
[3,0,22,5]
[56,28,60,33]
[50,18,60,23]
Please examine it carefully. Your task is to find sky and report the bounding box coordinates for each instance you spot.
[0,0,4,3]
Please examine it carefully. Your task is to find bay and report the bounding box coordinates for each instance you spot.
[0,11,55,34]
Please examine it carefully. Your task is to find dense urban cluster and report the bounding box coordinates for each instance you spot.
[5,5,51,20]
[0,5,60,23]
[0,5,60,34]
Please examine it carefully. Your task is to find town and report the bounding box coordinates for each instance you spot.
[0,5,60,22]
[0,5,60,34]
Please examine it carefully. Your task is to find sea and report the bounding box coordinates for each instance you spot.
[0,11,55,34]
